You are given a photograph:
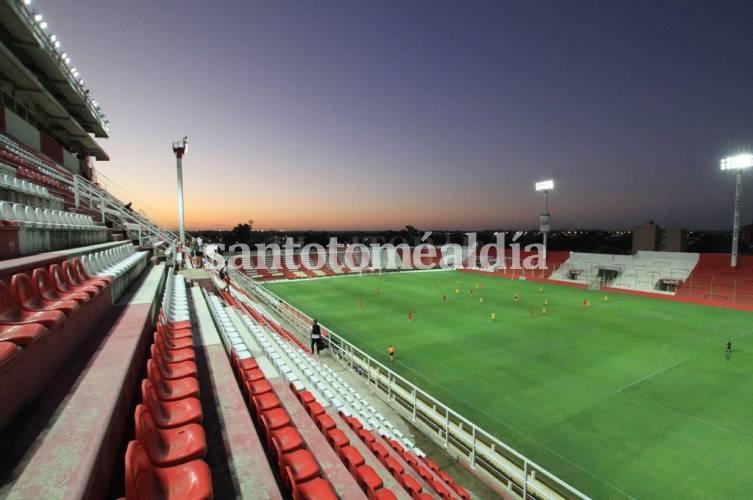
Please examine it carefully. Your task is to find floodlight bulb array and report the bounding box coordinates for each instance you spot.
[721,154,753,171]
[535,180,554,191]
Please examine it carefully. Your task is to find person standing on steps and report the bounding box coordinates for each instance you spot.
[311,319,322,355]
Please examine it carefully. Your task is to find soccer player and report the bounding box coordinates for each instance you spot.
[358,299,363,309]
[376,287,381,296]
[541,305,547,316]
[544,298,549,306]
[442,294,447,303]
[479,296,484,304]
[469,288,474,296]
[538,286,543,293]
[388,345,395,361]
[491,311,496,321]
[725,340,732,360]
[455,288,460,295]
[514,293,520,303]
[407,310,413,322]
[584,299,591,310]
[603,294,609,303]
[530,307,536,317]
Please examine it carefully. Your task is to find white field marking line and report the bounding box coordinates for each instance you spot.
[623,392,753,443]
[619,331,752,393]
[390,357,638,500]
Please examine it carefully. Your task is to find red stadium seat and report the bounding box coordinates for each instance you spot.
[438,470,455,487]
[0,341,21,371]
[402,452,418,469]
[369,442,389,462]
[0,280,65,328]
[125,441,212,500]
[73,258,111,286]
[357,428,376,445]
[147,361,200,401]
[241,368,265,382]
[374,488,398,500]
[306,401,325,418]
[0,323,47,346]
[325,428,349,454]
[134,404,207,467]
[150,354,198,380]
[293,477,338,500]
[151,343,196,364]
[384,456,404,476]
[245,379,273,396]
[354,464,382,494]
[422,457,440,474]
[398,473,422,496]
[430,479,453,499]
[315,413,336,433]
[260,407,292,432]
[155,330,194,350]
[252,392,281,414]
[62,260,104,293]
[235,357,258,373]
[387,439,405,455]
[345,416,363,431]
[296,389,315,405]
[340,445,365,473]
[282,449,320,484]
[31,267,89,304]
[270,426,305,460]
[454,484,471,499]
[416,465,432,482]
[49,263,97,297]
[156,321,193,340]
[142,380,202,429]
[10,273,78,314]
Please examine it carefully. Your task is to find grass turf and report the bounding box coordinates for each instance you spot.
[266,270,753,499]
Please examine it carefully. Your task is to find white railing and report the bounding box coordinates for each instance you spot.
[230,269,591,500]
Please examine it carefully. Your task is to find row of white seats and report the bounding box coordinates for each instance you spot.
[0,200,100,229]
[163,269,190,325]
[204,292,254,358]
[0,174,51,198]
[81,244,149,301]
[0,201,107,254]
[229,287,423,457]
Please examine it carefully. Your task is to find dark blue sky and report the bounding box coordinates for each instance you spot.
[36,0,753,230]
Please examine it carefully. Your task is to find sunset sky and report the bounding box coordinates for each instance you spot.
[38,0,753,231]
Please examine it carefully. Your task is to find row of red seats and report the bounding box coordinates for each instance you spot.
[0,258,109,370]
[123,278,213,500]
[290,384,398,500]
[340,410,470,500]
[230,350,338,499]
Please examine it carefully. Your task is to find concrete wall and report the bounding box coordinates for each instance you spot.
[4,107,41,151]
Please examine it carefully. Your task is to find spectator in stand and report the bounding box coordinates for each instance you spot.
[311,319,322,354]
[222,263,230,292]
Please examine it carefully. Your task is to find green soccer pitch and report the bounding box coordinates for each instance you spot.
[265,270,753,499]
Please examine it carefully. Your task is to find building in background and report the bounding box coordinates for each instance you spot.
[632,221,686,253]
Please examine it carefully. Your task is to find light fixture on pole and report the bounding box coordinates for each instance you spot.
[172,136,188,250]
[720,153,753,267]
[535,179,554,251]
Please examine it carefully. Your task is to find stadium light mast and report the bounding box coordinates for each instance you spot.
[535,179,554,250]
[172,136,188,249]
[720,153,753,267]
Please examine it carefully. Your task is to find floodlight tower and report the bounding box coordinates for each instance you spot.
[720,153,753,267]
[172,136,188,249]
[535,179,554,250]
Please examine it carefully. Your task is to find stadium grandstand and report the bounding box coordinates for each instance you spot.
[1,2,752,500]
